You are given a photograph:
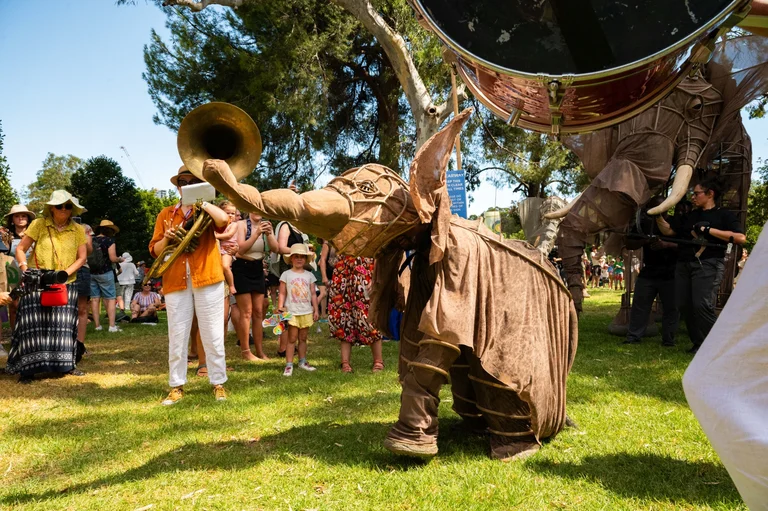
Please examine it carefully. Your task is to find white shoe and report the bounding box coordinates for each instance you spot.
[298,361,317,372]
[94,326,103,331]
[108,326,122,333]
[283,365,293,377]
[0,344,7,357]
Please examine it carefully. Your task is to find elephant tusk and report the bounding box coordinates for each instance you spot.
[543,192,583,220]
[647,164,693,216]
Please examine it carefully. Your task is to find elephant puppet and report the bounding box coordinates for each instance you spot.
[203,109,578,461]
[545,34,768,312]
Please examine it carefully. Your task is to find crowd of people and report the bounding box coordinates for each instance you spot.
[0,170,747,401]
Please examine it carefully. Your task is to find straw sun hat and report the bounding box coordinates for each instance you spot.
[283,243,318,271]
[98,219,120,234]
[170,165,198,187]
[4,204,36,222]
[43,190,86,217]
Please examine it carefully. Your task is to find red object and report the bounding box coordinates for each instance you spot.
[41,284,68,307]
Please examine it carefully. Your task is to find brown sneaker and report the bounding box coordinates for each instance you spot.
[162,386,184,406]
[213,384,227,402]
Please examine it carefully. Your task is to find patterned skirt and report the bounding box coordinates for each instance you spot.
[328,256,381,346]
[5,284,79,375]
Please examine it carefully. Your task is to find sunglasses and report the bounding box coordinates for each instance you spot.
[177,179,202,187]
[54,203,74,210]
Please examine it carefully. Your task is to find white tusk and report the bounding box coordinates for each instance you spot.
[543,192,583,220]
[647,164,693,216]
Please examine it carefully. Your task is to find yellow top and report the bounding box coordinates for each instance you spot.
[26,217,87,283]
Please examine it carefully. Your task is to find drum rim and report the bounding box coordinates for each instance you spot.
[411,0,743,79]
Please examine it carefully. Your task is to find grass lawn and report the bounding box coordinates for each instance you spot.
[0,289,744,511]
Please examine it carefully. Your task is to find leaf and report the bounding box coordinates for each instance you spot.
[134,505,154,511]
[181,489,205,500]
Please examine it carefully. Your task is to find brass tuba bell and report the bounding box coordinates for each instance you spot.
[177,101,262,181]
[143,102,262,285]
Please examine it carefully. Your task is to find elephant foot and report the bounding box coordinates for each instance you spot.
[383,437,438,458]
[489,436,540,462]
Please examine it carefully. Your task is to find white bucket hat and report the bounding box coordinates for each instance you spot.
[43,190,86,217]
[4,204,36,222]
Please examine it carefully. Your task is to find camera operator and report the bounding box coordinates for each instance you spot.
[5,190,88,384]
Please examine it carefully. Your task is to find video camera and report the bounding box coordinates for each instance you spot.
[10,269,69,300]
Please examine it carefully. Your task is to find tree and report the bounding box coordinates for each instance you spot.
[464,107,586,198]
[120,0,463,183]
[68,156,150,261]
[0,121,19,215]
[22,153,82,215]
[746,160,768,251]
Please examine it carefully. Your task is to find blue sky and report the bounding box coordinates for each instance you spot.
[2,1,767,217]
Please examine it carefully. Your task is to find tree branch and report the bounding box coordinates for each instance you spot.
[161,0,245,11]
[435,83,467,125]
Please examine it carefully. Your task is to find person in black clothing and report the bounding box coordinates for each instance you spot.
[656,177,746,354]
[624,197,680,346]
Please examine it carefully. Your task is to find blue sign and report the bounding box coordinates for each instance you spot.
[446,170,468,218]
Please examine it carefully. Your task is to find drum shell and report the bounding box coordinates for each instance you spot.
[412,0,747,134]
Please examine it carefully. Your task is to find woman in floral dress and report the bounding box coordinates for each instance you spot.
[327,255,383,373]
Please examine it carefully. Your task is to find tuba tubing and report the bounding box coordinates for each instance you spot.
[143,206,213,285]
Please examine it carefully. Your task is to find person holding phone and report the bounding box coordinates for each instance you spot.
[232,212,278,361]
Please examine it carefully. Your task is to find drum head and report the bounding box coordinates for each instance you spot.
[417,0,736,74]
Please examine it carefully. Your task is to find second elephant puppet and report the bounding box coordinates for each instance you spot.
[548,34,768,311]
[204,109,578,461]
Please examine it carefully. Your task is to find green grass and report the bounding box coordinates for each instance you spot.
[0,289,745,510]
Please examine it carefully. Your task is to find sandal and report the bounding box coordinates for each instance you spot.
[340,361,353,373]
[196,364,208,377]
[372,360,385,373]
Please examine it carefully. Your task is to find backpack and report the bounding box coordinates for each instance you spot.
[87,237,110,274]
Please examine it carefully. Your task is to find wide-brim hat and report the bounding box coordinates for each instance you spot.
[170,165,196,187]
[122,252,132,263]
[4,204,36,222]
[98,219,120,234]
[283,243,317,265]
[43,190,86,217]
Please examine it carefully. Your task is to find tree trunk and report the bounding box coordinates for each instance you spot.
[377,71,401,172]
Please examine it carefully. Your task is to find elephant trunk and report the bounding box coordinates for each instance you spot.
[202,159,352,240]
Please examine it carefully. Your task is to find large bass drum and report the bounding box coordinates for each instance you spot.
[410,0,750,135]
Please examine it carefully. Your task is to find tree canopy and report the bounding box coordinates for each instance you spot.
[0,121,19,216]
[746,160,768,251]
[139,0,454,186]
[68,156,152,261]
[22,153,83,215]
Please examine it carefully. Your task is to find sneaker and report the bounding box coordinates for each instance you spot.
[108,326,122,333]
[94,326,103,331]
[298,361,317,372]
[283,365,293,377]
[68,368,86,377]
[162,387,184,406]
[213,385,227,401]
[0,344,7,357]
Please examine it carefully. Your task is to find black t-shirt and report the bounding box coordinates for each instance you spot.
[670,207,741,262]
[640,243,678,280]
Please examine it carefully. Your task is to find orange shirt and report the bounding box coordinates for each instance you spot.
[149,204,228,294]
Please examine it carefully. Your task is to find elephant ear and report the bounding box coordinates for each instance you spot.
[409,108,472,264]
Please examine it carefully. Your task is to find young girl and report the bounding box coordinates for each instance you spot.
[215,201,239,295]
[278,243,319,376]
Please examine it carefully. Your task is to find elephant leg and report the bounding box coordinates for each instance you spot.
[466,353,540,461]
[558,187,636,312]
[384,339,461,458]
[449,346,487,435]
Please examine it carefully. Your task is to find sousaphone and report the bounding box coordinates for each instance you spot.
[144,102,262,283]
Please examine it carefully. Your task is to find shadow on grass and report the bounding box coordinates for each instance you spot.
[1,421,446,507]
[527,452,742,506]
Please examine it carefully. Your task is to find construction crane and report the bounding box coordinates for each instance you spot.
[119,146,146,188]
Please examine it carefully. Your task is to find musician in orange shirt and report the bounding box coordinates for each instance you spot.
[149,166,231,405]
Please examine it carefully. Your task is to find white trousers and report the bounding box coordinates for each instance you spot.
[165,281,227,388]
[119,284,134,310]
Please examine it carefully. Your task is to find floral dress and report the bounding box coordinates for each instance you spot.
[327,256,381,346]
